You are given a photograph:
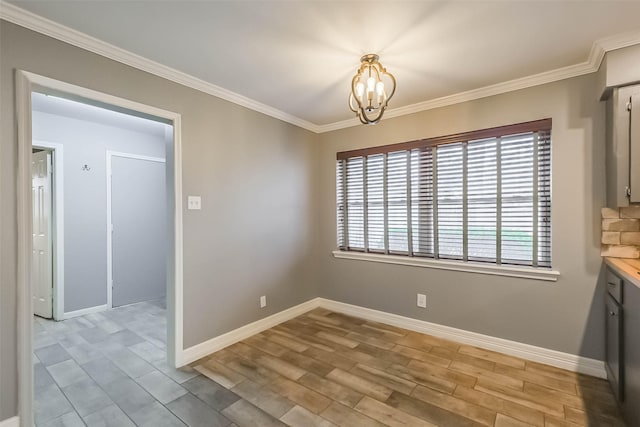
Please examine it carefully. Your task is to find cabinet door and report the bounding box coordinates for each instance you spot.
[628,85,640,202]
[623,281,640,426]
[606,294,624,402]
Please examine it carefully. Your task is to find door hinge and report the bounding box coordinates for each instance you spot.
[626,186,632,197]
[628,100,632,111]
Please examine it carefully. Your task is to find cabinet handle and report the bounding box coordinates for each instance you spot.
[610,311,617,316]
[608,282,617,286]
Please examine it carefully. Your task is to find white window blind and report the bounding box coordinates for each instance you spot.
[336,119,552,268]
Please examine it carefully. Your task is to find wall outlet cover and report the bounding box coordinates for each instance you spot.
[417,293,427,308]
[187,196,201,210]
[260,295,267,308]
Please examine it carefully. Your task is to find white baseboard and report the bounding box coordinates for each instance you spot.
[179,296,606,379]
[63,304,109,320]
[317,298,606,379]
[181,298,322,365]
[0,416,19,427]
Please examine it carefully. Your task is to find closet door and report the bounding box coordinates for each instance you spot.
[110,154,166,307]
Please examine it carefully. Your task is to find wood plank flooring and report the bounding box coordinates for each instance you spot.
[191,309,625,426]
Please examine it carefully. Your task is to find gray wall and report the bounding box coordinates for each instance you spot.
[0,17,609,423]
[32,110,167,313]
[316,73,607,360]
[0,20,321,421]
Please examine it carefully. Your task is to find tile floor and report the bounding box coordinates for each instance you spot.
[33,299,241,427]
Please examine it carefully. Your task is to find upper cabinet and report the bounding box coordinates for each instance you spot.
[600,45,640,208]
[629,87,640,203]
[606,84,640,207]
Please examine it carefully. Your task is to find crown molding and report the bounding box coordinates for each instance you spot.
[318,60,595,133]
[0,1,321,133]
[596,28,640,53]
[319,28,640,133]
[2,1,640,134]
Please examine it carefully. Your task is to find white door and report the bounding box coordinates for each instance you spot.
[32,150,53,318]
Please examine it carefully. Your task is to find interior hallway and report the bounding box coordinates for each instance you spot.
[33,299,211,426]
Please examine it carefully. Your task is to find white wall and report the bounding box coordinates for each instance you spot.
[32,109,167,313]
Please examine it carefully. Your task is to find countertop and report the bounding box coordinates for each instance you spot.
[605,257,640,290]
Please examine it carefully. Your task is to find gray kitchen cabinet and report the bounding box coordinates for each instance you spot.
[606,266,640,427]
[605,293,623,402]
[606,84,640,207]
[630,88,640,203]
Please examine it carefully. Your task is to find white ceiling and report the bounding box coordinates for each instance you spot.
[8,1,640,127]
[32,92,168,137]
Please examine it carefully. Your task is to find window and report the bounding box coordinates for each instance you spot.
[336,119,551,268]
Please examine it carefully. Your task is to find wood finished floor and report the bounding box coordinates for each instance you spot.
[191,309,625,427]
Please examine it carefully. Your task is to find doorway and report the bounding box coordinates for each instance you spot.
[17,71,185,427]
[108,152,167,308]
[32,140,65,322]
[31,148,53,319]
[31,91,171,319]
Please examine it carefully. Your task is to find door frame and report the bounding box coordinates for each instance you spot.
[106,151,167,309]
[16,70,185,427]
[32,140,65,321]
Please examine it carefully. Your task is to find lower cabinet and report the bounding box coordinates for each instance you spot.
[623,279,640,427]
[605,294,623,402]
[606,266,640,427]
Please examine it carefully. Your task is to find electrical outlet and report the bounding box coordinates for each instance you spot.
[187,196,201,210]
[417,293,427,308]
[260,295,267,308]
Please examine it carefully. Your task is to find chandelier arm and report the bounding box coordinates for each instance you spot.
[349,93,360,113]
[372,65,382,82]
[362,106,384,124]
[384,72,397,102]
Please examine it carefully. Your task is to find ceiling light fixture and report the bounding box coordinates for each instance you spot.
[349,54,396,125]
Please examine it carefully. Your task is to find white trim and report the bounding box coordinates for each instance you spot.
[181,296,605,379]
[332,250,560,282]
[106,151,165,310]
[0,416,20,427]
[16,69,35,427]
[318,29,640,133]
[2,1,638,133]
[0,2,319,134]
[312,29,640,133]
[318,59,599,133]
[316,298,606,379]
[108,151,167,164]
[182,298,322,365]
[171,118,184,367]
[22,71,184,125]
[32,140,64,321]
[16,71,185,427]
[63,304,108,320]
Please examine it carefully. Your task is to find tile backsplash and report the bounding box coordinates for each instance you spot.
[602,207,640,258]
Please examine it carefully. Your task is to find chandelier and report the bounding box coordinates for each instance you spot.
[349,54,396,125]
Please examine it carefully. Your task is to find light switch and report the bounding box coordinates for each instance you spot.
[187,196,201,210]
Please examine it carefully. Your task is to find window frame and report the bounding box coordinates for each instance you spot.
[334,119,559,282]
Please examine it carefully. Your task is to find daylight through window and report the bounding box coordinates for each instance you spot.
[336,119,551,268]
